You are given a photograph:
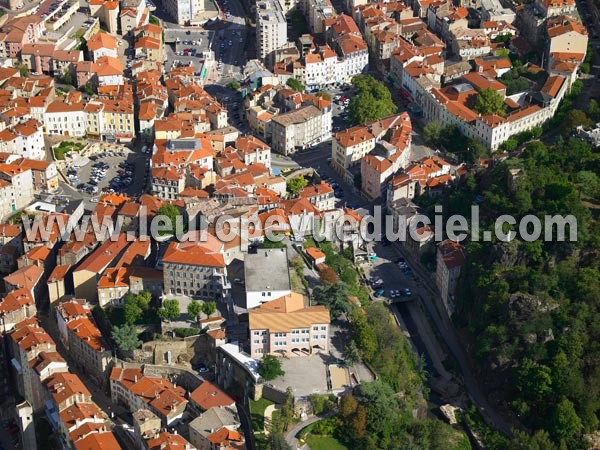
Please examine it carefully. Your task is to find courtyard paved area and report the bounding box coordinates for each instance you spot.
[267,354,331,398]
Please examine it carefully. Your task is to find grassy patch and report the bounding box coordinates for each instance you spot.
[305,435,348,450]
[53,141,84,160]
[249,397,273,431]
[72,29,85,40]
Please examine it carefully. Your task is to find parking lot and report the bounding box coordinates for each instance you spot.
[64,148,137,198]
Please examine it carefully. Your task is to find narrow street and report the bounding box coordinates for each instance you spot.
[386,241,515,436]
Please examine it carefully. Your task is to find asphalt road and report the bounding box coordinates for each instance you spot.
[386,238,515,436]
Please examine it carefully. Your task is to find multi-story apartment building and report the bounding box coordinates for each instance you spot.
[0,163,34,212]
[256,0,288,65]
[331,125,376,177]
[14,158,59,193]
[326,14,369,82]
[235,135,272,169]
[44,96,86,137]
[9,317,57,410]
[86,32,118,61]
[302,0,335,34]
[55,300,112,386]
[249,291,330,357]
[0,119,46,161]
[110,367,188,426]
[0,223,23,274]
[163,0,206,24]
[436,239,465,316]
[151,166,186,200]
[162,237,229,300]
[244,248,292,309]
[0,288,36,333]
[270,105,332,155]
[298,181,335,210]
[188,406,243,450]
[361,154,394,201]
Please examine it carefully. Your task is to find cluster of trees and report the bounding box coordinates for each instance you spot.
[156,204,183,236]
[423,121,487,162]
[437,137,600,448]
[316,242,370,304]
[546,80,583,132]
[186,300,216,321]
[497,127,543,153]
[329,381,470,450]
[348,75,396,125]
[286,78,304,92]
[286,176,308,196]
[257,354,284,381]
[157,299,180,321]
[266,388,294,450]
[499,62,547,96]
[472,88,507,116]
[123,291,154,325]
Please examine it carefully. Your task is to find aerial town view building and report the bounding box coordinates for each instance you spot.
[0,0,597,447]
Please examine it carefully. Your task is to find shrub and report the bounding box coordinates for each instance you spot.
[173,328,200,338]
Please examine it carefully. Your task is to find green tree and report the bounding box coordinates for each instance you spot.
[286,77,304,92]
[351,311,377,361]
[158,299,180,321]
[279,387,294,431]
[257,354,284,380]
[312,283,352,319]
[348,75,396,124]
[17,63,29,77]
[200,300,217,317]
[269,432,292,450]
[472,88,507,115]
[551,397,582,444]
[112,324,142,352]
[83,81,95,96]
[123,294,142,324]
[561,109,590,134]
[509,430,558,450]
[156,204,182,235]
[149,14,160,25]
[136,291,152,311]
[227,81,241,90]
[587,98,600,121]
[343,340,361,365]
[187,300,202,321]
[340,393,358,418]
[423,121,444,146]
[286,176,308,196]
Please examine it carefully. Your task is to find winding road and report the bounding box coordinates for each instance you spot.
[284,412,337,449]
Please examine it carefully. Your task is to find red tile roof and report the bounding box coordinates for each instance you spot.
[190,381,235,411]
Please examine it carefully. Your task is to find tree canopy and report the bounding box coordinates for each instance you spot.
[472,88,507,116]
[286,78,304,92]
[201,301,217,317]
[348,74,396,124]
[112,324,142,352]
[156,204,182,235]
[436,135,600,448]
[158,299,180,321]
[286,176,308,196]
[258,354,284,380]
[187,300,202,321]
